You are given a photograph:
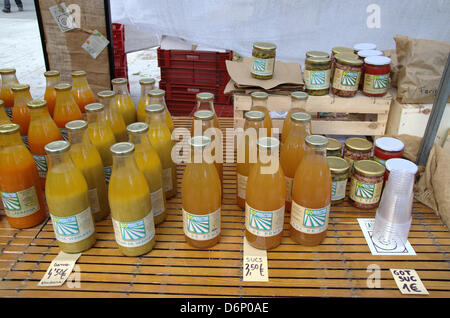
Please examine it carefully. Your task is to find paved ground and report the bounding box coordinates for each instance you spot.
[0,0,159,103]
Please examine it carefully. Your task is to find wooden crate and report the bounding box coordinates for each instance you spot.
[233,90,393,136]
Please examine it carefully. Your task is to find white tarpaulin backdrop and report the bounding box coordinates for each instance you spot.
[111,0,450,63]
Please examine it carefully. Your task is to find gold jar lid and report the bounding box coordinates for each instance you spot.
[250,91,269,100]
[127,122,149,134]
[335,54,363,66]
[244,110,265,121]
[110,142,134,155]
[306,50,330,58]
[45,140,70,154]
[148,89,165,97]
[97,90,116,98]
[11,84,30,92]
[85,103,104,113]
[327,138,343,151]
[139,78,156,85]
[55,83,72,91]
[0,123,20,134]
[345,137,373,151]
[0,68,16,75]
[44,70,60,77]
[305,57,331,65]
[332,46,354,55]
[66,120,88,131]
[111,78,128,85]
[290,91,308,100]
[145,104,164,114]
[72,70,87,77]
[354,160,385,177]
[327,156,349,174]
[193,110,214,120]
[306,135,328,147]
[253,42,277,52]
[290,112,311,123]
[189,136,211,148]
[27,99,47,109]
[196,92,214,101]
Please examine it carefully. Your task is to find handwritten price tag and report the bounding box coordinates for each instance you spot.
[243,237,269,282]
[390,269,429,295]
[38,251,81,287]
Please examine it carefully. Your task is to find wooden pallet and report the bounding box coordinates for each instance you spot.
[233,90,393,136]
[0,117,449,298]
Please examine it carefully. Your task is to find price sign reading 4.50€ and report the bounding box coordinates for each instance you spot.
[390,269,429,295]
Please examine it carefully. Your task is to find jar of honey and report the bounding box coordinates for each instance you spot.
[373,137,404,166]
[349,160,385,209]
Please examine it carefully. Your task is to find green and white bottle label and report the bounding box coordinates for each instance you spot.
[290,202,330,234]
[251,57,274,77]
[104,166,112,185]
[33,154,48,178]
[150,188,165,217]
[1,186,40,218]
[304,69,331,90]
[245,203,284,237]
[112,212,155,248]
[332,179,347,201]
[59,128,68,141]
[183,208,221,241]
[51,207,95,244]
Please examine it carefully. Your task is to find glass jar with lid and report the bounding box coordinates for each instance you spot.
[349,160,385,209]
[353,43,377,54]
[306,51,330,59]
[373,137,404,166]
[327,138,343,157]
[343,137,373,168]
[304,57,331,96]
[251,42,277,80]
[327,156,350,204]
[362,56,392,97]
[332,54,363,97]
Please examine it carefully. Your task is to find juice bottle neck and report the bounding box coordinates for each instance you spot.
[29,106,51,121]
[113,83,130,96]
[47,151,75,170]
[112,153,140,173]
[68,128,90,145]
[1,74,19,87]
[99,96,114,111]
[46,76,60,87]
[147,112,166,127]
[72,76,89,88]
[0,131,24,147]
[86,111,107,126]
[197,101,215,114]
[251,98,268,109]
[56,89,76,104]
[13,90,32,106]
[149,95,166,107]
[291,98,307,112]
[289,120,310,138]
[305,144,327,158]
[129,132,152,147]
[141,84,155,98]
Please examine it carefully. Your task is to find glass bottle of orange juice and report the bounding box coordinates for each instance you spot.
[66,120,110,222]
[250,91,273,137]
[45,140,96,253]
[145,104,177,199]
[27,99,62,189]
[97,90,127,142]
[0,100,11,124]
[71,71,96,114]
[196,92,219,129]
[111,78,136,125]
[109,142,156,256]
[245,137,285,250]
[0,123,46,229]
[280,112,311,212]
[281,91,309,144]
[85,103,116,185]
[0,68,19,120]
[148,88,174,131]
[191,110,223,184]
[53,83,83,140]
[11,83,32,146]
[236,110,266,209]
[290,135,332,246]
[127,122,167,225]
[182,136,221,248]
[43,70,60,117]
[136,78,155,123]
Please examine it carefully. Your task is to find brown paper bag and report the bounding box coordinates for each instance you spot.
[382,49,400,88]
[395,35,450,104]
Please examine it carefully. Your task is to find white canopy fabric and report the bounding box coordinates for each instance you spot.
[111,0,450,63]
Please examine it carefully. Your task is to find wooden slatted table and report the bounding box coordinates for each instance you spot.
[0,117,449,298]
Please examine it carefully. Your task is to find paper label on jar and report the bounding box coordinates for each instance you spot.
[304,69,331,90]
[33,154,48,178]
[237,173,248,199]
[251,57,275,77]
[332,68,361,92]
[162,168,173,192]
[245,203,284,237]
[1,186,41,218]
[104,166,112,185]
[51,207,95,244]
[290,201,330,234]
[183,208,221,241]
[363,73,389,94]
[150,188,165,217]
[285,176,294,203]
[112,212,155,248]
[88,188,100,215]
[349,178,383,204]
[332,179,347,201]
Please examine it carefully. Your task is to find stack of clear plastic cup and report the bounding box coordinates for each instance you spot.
[372,168,415,249]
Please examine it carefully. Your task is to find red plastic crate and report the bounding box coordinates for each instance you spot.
[157,48,232,70]
[165,99,232,117]
[160,67,230,86]
[114,53,127,69]
[112,23,125,51]
[159,81,232,104]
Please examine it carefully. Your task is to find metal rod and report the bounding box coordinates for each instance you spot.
[416,53,450,166]
[34,0,50,71]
